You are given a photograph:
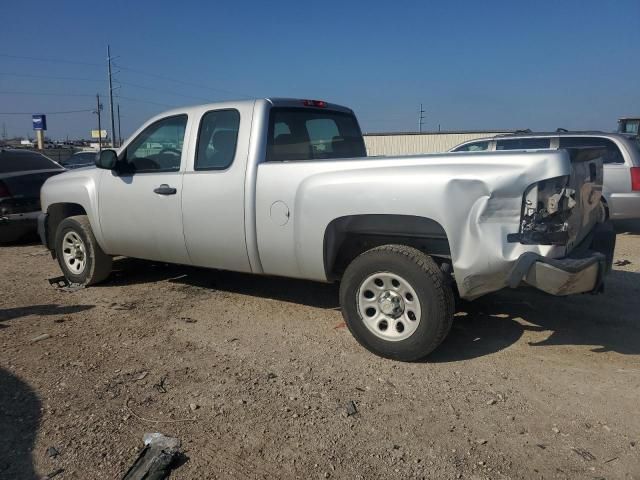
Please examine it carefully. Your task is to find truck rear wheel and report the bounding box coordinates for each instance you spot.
[339,245,454,361]
[54,215,112,285]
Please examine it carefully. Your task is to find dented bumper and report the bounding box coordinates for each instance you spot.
[509,222,616,296]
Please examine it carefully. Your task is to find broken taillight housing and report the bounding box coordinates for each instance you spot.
[508,176,575,245]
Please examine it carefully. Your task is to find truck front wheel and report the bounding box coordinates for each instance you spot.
[54,215,112,285]
[339,245,454,361]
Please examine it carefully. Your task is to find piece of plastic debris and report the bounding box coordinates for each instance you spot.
[46,446,59,458]
[122,433,183,480]
[31,333,51,343]
[48,276,85,292]
[345,400,358,417]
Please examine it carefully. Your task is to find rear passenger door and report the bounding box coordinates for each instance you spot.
[181,105,253,272]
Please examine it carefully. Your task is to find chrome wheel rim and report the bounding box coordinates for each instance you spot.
[61,231,87,275]
[357,272,422,342]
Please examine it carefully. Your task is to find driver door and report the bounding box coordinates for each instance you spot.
[98,114,191,265]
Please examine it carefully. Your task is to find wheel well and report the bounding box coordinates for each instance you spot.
[46,203,87,249]
[324,214,451,281]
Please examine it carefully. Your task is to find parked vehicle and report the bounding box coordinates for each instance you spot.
[451,132,640,220]
[60,151,97,170]
[0,149,65,243]
[618,117,639,136]
[38,98,614,361]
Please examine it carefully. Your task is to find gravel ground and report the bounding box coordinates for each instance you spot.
[1,223,639,479]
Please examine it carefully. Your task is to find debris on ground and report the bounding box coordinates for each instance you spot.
[31,333,51,343]
[572,447,596,461]
[48,276,85,292]
[46,446,59,458]
[181,317,197,323]
[153,377,167,393]
[122,433,184,480]
[614,259,632,266]
[345,400,358,417]
[135,371,149,381]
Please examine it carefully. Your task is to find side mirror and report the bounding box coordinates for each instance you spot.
[96,149,118,170]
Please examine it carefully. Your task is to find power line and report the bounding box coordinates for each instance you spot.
[0,72,102,82]
[117,95,177,108]
[0,109,94,115]
[0,53,102,67]
[0,90,102,97]
[118,80,214,102]
[116,63,254,99]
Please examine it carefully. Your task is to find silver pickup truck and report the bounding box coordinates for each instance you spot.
[38,98,615,361]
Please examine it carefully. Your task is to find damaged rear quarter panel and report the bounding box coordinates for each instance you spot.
[256,150,574,299]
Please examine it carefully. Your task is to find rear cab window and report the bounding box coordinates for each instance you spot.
[0,150,63,173]
[558,137,625,164]
[496,138,550,150]
[266,108,366,161]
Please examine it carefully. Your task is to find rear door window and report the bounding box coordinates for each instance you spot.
[0,150,63,173]
[453,141,490,152]
[267,108,366,161]
[558,137,625,164]
[496,138,550,150]
[195,109,240,170]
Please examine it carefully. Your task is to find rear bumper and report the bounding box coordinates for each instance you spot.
[0,211,40,243]
[609,192,640,220]
[509,222,616,296]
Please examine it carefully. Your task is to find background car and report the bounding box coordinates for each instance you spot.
[450,131,640,220]
[0,149,65,243]
[59,151,97,170]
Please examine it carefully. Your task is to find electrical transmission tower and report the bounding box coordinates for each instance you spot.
[418,104,426,133]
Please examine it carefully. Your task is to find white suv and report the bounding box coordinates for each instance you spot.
[451,132,640,220]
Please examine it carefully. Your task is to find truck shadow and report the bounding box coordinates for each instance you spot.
[0,368,41,479]
[430,269,640,362]
[106,257,340,310]
[105,258,639,360]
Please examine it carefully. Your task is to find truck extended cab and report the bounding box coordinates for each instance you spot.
[38,98,615,361]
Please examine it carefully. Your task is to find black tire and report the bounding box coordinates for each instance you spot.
[339,244,454,361]
[598,198,610,223]
[54,215,112,285]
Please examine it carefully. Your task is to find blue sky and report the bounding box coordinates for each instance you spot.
[1,0,639,140]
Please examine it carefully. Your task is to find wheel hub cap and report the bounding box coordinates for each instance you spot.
[357,272,422,342]
[378,290,404,318]
[61,231,87,275]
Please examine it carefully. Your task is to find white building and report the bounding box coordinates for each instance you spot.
[363,131,512,156]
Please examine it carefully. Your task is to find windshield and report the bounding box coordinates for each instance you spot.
[266,108,366,161]
[0,149,63,174]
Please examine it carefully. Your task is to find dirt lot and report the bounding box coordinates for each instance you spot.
[1,224,639,480]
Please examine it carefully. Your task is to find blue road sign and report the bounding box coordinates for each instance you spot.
[32,114,47,131]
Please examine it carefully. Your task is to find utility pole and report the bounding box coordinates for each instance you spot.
[107,45,116,148]
[418,104,425,133]
[95,94,103,151]
[117,103,122,147]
